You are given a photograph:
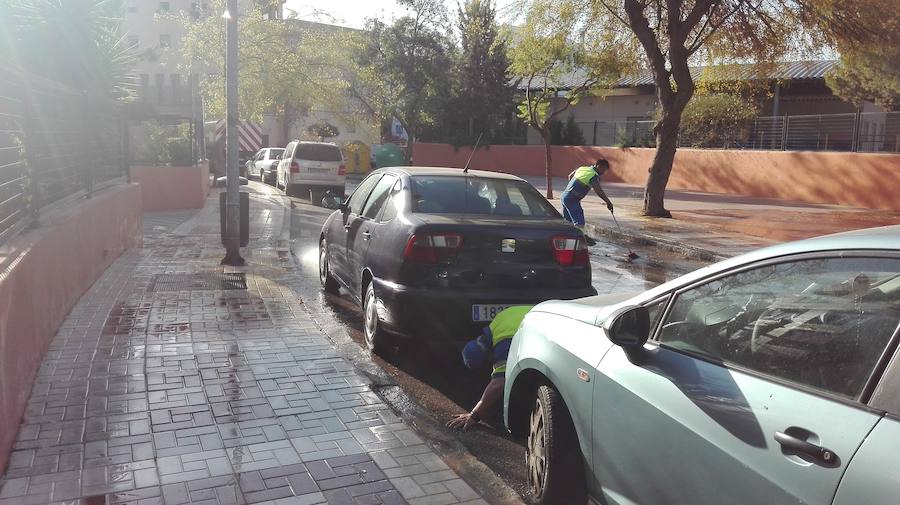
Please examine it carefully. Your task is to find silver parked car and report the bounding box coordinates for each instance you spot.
[276,141,345,198]
[245,147,283,182]
[504,225,900,505]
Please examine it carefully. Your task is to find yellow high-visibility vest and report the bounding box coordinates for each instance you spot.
[573,165,598,187]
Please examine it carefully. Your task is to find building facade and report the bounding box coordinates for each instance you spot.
[524,60,889,148]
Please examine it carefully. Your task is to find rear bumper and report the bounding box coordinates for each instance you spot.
[287,175,346,187]
[372,278,597,345]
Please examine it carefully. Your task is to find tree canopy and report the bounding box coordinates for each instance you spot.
[547,0,880,216]
[348,0,456,160]
[509,0,633,197]
[177,0,350,126]
[447,0,518,144]
[825,0,900,109]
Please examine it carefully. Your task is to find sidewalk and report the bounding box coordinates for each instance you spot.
[527,177,900,261]
[0,189,486,505]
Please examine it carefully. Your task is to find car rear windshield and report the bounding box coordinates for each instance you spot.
[409,176,560,217]
[270,148,284,157]
[294,144,341,161]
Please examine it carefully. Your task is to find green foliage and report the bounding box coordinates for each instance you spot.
[509,0,634,139]
[135,121,193,165]
[549,116,585,145]
[678,94,759,148]
[135,121,171,164]
[444,0,517,144]
[577,0,885,213]
[614,126,655,148]
[549,119,564,145]
[0,0,137,99]
[562,115,585,145]
[348,0,456,159]
[177,1,350,123]
[824,0,900,109]
[306,121,340,139]
[828,49,900,109]
[681,95,750,145]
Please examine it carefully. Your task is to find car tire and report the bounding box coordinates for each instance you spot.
[363,281,391,355]
[319,240,340,294]
[527,384,587,505]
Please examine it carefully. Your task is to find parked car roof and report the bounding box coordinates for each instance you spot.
[628,224,900,306]
[291,140,339,146]
[729,224,900,264]
[380,166,526,181]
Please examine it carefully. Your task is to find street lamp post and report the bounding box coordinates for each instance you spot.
[222,1,244,266]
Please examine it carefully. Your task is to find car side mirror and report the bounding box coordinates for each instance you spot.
[339,202,349,213]
[602,305,650,348]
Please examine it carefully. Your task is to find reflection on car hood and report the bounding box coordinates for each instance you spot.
[531,292,640,325]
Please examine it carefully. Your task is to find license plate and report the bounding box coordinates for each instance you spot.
[472,304,512,321]
[308,167,330,173]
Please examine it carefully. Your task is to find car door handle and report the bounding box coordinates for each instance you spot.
[362,231,372,241]
[344,224,351,230]
[774,431,837,464]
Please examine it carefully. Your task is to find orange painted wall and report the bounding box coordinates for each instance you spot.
[413,143,900,211]
[0,184,143,473]
[130,161,210,211]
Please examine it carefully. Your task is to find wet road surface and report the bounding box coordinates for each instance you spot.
[262,180,709,501]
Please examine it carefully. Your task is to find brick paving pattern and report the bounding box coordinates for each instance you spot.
[0,189,486,505]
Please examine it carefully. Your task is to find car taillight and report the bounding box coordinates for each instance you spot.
[551,236,589,266]
[337,164,346,176]
[290,161,300,173]
[403,233,463,263]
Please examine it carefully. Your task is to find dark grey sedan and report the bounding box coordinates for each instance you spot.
[318,166,597,353]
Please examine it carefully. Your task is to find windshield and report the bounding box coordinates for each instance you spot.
[409,176,560,217]
[294,144,342,162]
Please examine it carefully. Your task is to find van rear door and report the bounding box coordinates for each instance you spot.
[295,143,343,183]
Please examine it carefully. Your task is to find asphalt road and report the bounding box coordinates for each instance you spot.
[253,180,708,502]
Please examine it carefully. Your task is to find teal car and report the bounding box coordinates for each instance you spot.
[503,225,900,505]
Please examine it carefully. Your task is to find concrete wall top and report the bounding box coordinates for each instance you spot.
[412,142,900,211]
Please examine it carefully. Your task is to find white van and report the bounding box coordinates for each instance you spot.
[276,141,346,198]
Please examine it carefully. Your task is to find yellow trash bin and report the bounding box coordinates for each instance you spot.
[343,141,372,174]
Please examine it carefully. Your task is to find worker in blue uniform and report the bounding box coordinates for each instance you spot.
[447,305,534,431]
[561,158,614,245]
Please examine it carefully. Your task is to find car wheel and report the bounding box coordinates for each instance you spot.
[363,281,391,354]
[527,384,587,505]
[319,240,340,294]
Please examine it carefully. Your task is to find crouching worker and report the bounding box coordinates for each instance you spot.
[447,305,534,431]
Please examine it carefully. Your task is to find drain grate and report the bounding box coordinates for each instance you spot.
[147,272,247,292]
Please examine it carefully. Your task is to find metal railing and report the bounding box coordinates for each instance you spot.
[571,111,900,153]
[0,67,127,245]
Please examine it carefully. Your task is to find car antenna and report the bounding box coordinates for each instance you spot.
[462,132,483,174]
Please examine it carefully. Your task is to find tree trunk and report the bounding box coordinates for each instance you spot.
[643,112,680,217]
[542,130,553,199]
[404,135,414,165]
[281,102,294,146]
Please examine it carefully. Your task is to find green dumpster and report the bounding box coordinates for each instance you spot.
[372,143,406,168]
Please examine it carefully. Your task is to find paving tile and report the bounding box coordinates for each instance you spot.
[0,197,482,505]
[157,450,232,484]
[225,440,303,472]
[162,476,242,505]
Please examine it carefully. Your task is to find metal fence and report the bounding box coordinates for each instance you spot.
[573,111,900,153]
[0,67,127,245]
